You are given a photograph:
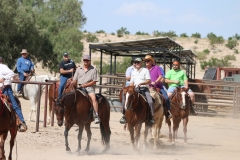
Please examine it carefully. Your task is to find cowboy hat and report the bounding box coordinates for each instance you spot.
[20,49,28,54]
[143,55,154,62]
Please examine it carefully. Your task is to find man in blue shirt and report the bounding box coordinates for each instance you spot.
[57,52,76,102]
[16,49,34,95]
[125,59,135,86]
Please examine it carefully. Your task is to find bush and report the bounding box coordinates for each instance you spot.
[83,30,87,33]
[111,32,115,35]
[116,27,130,37]
[180,33,188,37]
[153,30,178,38]
[194,39,198,44]
[117,29,123,37]
[95,30,105,33]
[207,32,225,48]
[225,38,238,49]
[196,52,208,60]
[191,32,201,38]
[224,55,236,61]
[233,33,240,40]
[203,49,210,54]
[85,33,99,42]
[200,57,232,69]
[234,49,239,54]
[135,31,149,35]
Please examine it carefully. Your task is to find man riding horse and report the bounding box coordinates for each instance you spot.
[165,60,198,115]
[0,57,27,132]
[120,57,154,124]
[72,55,101,124]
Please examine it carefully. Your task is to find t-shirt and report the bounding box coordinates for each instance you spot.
[159,66,165,78]
[130,67,150,88]
[59,59,76,77]
[148,65,163,89]
[17,57,34,74]
[73,65,99,85]
[165,69,188,87]
[125,65,135,83]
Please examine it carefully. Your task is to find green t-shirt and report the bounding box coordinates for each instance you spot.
[165,69,188,87]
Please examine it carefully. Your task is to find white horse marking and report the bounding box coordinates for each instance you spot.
[181,91,186,107]
[124,92,130,110]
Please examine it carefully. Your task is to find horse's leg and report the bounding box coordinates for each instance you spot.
[0,132,8,160]
[143,123,150,150]
[175,119,181,142]
[76,124,84,153]
[128,124,136,151]
[64,125,72,152]
[47,100,52,125]
[8,126,17,160]
[135,123,142,151]
[183,117,189,143]
[166,119,172,142]
[29,97,37,122]
[84,123,92,152]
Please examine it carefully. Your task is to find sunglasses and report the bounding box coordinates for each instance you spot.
[83,59,90,62]
[134,61,140,64]
[172,64,179,66]
[145,60,150,63]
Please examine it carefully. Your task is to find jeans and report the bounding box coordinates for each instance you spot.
[3,86,25,123]
[17,72,26,92]
[160,88,170,110]
[58,76,70,99]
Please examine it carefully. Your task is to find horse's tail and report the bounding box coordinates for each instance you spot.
[99,121,111,146]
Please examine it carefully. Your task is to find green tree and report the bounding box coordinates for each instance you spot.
[191,32,201,38]
[180,33,188,37]
[225,38,238,49]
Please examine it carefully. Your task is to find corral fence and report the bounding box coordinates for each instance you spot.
[96,75,240,118]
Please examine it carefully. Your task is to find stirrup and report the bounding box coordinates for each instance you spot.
[94,117,100,124]
[148,116,154,124]
[120,115,126,124]
[167,110,172,119]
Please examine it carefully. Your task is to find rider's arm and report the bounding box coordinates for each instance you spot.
[165,78,179,84]
[16,58,24,74]
[184,80,188,88]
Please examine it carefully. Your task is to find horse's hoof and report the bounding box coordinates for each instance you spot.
[102,146,110,153]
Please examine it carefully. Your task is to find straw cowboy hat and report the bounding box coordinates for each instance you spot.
[20,49,29,54]
[143,55,154,62]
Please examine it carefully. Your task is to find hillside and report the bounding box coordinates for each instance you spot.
[36,33,240,79]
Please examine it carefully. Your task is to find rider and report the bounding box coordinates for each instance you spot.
[0,57,27,132]
[57,52,76,101]
[72,55,101,124]
[16,49,35,96]
[125,59,135,86]
[165,60,198,115]
[144,55,172,119]
[120,57,154,124]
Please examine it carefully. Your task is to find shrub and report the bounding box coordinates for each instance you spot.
[180,33,188,37]
[111,32,115,35]
[196,52,208,60]
[224,55,236,61]
[116,27,130,37]
[200,57,232,69]
[233,33,240,40]
[194,39,198,44]
[234,49,239,54]
[203,49,210,54]
[153,30,177,38]
[85,33,99,42]
[225,38,238,49]
[95,30,105,33]
[207,32,225,48]
[191,32,201,38]
[83,30,87,33]
[135,31,149,35]
[117,29,123,37]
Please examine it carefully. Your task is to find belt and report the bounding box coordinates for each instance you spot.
[4,85,11,88]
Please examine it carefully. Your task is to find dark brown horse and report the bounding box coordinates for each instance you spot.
[120,86,152,151]
[166,87,190,144]
[54,81,111,153]
[0,92,18,160]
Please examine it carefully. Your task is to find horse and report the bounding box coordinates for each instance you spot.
[54,80,111,153]
[120,86,153,151]
[0,91,19,160]
[12,75,56,122]
[166,87,191,144]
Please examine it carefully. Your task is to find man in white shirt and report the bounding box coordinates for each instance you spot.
[0,57,27,132]
[125,59,135,86]
[120,58,154,124]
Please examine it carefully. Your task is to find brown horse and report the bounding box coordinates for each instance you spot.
[166,87,191,144]
[0,92,18,160]
[120,86,152,151]
[54,81,111,153]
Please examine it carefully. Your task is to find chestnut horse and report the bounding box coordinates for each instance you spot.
[54,81,111,153]
[166,87,191,144]
[0,92,18,160]
[120,86,152,151]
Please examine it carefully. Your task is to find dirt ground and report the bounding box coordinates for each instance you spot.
[2,97,240,160]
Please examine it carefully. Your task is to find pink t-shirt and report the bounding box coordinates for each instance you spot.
[148,65,163,89]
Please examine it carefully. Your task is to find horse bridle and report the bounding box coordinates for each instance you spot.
[170,90,187,110]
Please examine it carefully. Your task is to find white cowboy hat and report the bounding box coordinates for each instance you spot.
[20,49,29,54]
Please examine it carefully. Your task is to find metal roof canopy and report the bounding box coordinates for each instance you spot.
[89,37,197,90]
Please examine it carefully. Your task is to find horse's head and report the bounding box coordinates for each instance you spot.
[175,87,189,109]
[63,79,76,94]
[54,100,64,126]
[124,86,138,110]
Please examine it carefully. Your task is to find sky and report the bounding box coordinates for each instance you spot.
[81,0,240,39]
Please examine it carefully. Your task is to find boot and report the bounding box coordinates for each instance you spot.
[93,110,101,124]
[190,105,198,115]
[17,90,23,97]
[119,115,126,124]
[148,115,154,124]
[19,121,27,132]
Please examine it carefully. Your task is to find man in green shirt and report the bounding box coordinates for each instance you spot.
[165,60,198,115]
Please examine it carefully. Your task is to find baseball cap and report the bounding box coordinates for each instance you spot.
[82,55,91,60]
[63,52,68,56]
[134,58,142,62]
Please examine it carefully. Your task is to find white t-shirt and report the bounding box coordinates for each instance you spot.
[0,64,14,87]
[130,67,150,88]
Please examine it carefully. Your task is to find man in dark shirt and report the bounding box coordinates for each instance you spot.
[58,52,76,100]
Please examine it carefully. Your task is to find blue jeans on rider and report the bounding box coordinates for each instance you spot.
[3,86,25,123]
[167,86,193,93]
[17,72,27,92]
[58,75,71,99]
[160,88,170,110]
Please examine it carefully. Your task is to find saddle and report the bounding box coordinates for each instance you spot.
[77,88,103,103]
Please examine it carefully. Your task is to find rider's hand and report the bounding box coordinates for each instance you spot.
[69,68,74,72]
[138,83,142,87]
[151,81,156,86]
[175,80,179,84]
[23,72,29,77]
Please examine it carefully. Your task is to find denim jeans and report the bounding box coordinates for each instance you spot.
[17,72,26,92]
[160,88,170,110]
[3,86,25,123]
[58,76,70,99]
